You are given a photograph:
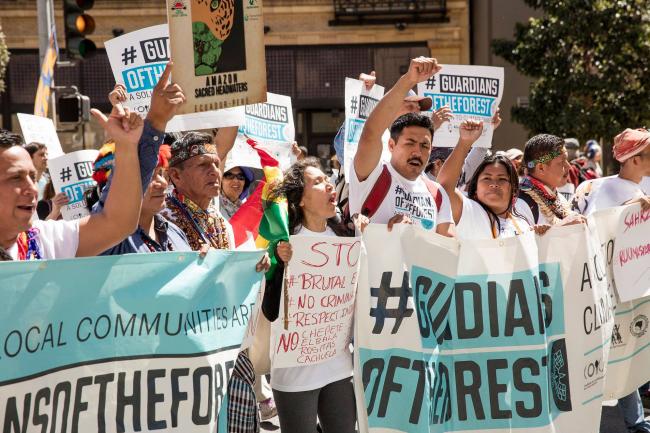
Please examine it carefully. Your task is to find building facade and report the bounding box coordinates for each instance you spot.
[2,0,524,157]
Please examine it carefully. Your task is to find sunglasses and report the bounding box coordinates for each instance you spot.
[224,172,245,181]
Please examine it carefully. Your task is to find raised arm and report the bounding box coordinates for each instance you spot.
[436,120,483,224]
[76,107,144,257]
[214,126,239,172]
[354,57,441,181]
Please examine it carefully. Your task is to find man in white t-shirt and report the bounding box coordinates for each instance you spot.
[0,106,146,261]
[518,134,582,225]
[349,57,453,235]
[574,128,650,433]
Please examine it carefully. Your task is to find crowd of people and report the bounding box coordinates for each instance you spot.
[0,56,649,433]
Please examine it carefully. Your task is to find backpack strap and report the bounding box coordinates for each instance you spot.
[421,176,443,212]
[360,165,392,218]
[518,190,539,223]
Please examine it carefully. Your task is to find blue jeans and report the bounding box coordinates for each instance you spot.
[620,390,650,433]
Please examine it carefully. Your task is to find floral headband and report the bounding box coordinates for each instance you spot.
[526,149,562,169]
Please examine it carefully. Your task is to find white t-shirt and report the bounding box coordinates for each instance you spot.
[557,182,576,203]
[349,161,452,231]
[574,175,646,216]
[456,196,531,240]
[641,176,649,194]
[8,219,80,260]
[270,226,353,392]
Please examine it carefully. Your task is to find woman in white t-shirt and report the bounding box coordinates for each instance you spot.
[261,157,359,433]
[437,128,534,240]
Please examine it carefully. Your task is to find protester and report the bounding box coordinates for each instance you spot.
[425,147,453,182]
[564,138,581,161]
[518,134,582,225]
[573,128,650,433]
[0,106,143,260]
[349,56,453,235]
[584,139,603,177]
[505,147,524,175]
[220,165,254,220]
[101,145,192,254]
[36,179,68,220]
[23,142,49,199]
[262,157,360,433]
[437,127,534,239]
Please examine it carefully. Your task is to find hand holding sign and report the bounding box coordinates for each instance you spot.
[108,84,127,117]
[359,71,376,91]
[146,61,186,131]
[406,57,442,86]
[458,119,484,146]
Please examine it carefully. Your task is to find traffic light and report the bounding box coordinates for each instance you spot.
[63,0,97,59]
[58,93,91,123]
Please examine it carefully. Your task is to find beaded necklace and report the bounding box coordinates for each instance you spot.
[521,176,571,224]
[167,192,230,250]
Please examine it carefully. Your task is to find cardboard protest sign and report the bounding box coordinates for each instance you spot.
[271,234,360,368]
[17,113,64,158]
[48,150,99,221]
[0,249,264,433]
[591,208,650,400]
[355,224,613,433]
[238,92,295,169]
[613,203,650,302]
[104,24,245,133]
[343,78,385,179]
[417,65,504,148]
[166,0,267,115]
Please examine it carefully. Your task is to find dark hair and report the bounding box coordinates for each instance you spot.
[389,113,434,143]
[268,157,350,236]
[0,129,24,149]
[523,134,565,173]
[298,146,309,157]
[23,142,47,157]
[466,154,528,232]
[43,179,56,202]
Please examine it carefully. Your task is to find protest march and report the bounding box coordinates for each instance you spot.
[0,1,649,433]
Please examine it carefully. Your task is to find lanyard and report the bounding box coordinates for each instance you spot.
[491,213,523,239]
[167,193,212,246]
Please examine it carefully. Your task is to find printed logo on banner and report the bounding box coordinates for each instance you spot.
[170,0,188,16]
[630,314,649,338]
[611,323,625,347]
[583,355,605,390]
[241,102,290,141]
[140,37,170,63]
[550,339,572,411]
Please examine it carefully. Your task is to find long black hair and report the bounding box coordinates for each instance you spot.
[268,157,351,236]
[466,154,528,233]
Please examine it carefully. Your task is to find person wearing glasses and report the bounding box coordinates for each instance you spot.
[220,165,254,220]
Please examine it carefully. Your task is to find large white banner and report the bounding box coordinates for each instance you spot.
[355,223,613,433]
[592,207,650,400]
[417,65,504,148]
[48,150,99,220]
[344,78,385,180]
[271,234,360,368]
[104,25,245,133]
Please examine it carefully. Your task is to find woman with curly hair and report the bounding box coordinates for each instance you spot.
[262,156,362,433]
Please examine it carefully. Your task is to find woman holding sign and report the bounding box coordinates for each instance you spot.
[437,120,534,239]
[262,157,362,433]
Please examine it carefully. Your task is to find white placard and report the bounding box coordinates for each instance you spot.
[104,24,245,133]
[343,78,385,180]
[237,92,295,170]
[48,150,99,221]
[271,234,361,368]
[613,203,650,302]
[17,113,64,158]
[417,65,504,148]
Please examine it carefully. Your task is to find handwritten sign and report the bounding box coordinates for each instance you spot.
[105,24,245,133]
[417,65,504,148]
[271,234,361,368]
[613,203,650,302]
[48,150,99,221]
[17,113,64,158]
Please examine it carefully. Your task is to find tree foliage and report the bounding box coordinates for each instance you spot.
[0,25,9,94]
[492,0,650,143]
